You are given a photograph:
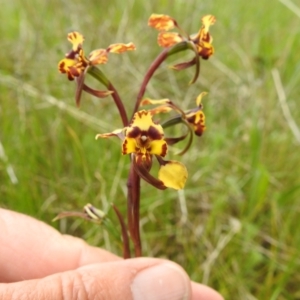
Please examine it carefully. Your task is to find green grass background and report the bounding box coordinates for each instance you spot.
[1,0,300,299]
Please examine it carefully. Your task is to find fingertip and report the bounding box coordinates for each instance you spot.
[131,260,191,300]
[191,281,224,300]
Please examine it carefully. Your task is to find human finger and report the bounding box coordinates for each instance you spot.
[0,208,120,282]
[191,281,224,300]
[1,258,193,300]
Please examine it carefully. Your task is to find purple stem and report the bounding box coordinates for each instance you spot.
[127,160,142,257]
[132,49,169,118]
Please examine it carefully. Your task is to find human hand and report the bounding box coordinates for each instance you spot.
[0,208,223,300]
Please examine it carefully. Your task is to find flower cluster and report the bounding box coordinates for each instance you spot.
[58,31,136,81]
[58,31,135,106]
[148,14,215,83]
[148,14,215,60]
[57,13,215,257]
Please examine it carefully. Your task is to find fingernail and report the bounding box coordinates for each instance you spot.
[131,263,190,300]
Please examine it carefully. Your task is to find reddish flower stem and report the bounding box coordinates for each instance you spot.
[89,67,129,126]
[132,49,169,117]
[108,82,129,126]
[127,159,142,257]
[132,42,189,118]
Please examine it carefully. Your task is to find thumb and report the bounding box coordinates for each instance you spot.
[0,258,192,300]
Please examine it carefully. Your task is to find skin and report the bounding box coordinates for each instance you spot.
[0,209,223,300]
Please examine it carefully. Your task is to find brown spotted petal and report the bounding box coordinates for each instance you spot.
[157,32,183,48]
[67,31,85,51]
[186,109,206,136]
[88,49,109,65]
[58,58,81,80]
[108,42,136,53]
[200,15,216,42]
[196,41,214,60]
[191,15,216,59]
[148,14,177,31]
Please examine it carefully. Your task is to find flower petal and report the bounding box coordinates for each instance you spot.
[157,32,183,47]
[58,58,82,80]
[148,105,173,115]
[186,110,206,136]
[67,32,84,51]
[197,42,214,60]
[88,49,108,65]
[140,99,174,115]
[122,137,137,155]
[148,14,177,31]
[165,135,187,145]
[149,139,167,156]
[158,160,188,190]
[170,58,197,71]
[58,58,76,73]
[129,110,164,134]
[95,128,124,140]
[140,98,171,106]
[132,155,166,190]
[108,42,136,53]
[201,15,216,41]
[82,84,114,98]
[196,92,207,107]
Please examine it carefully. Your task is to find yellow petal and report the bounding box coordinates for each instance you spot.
[108,42,136,53]
[197,15,216,43]
[148,14,177,31]
[67,32,84,51]
[148,105,173,115]
[88,49,108,65]
[122,137,137,155]
[158,161,188,190]
[201,15,216,34]
[140,98,171,106]
[186,110,206,136]
[129,110,164,134]
[58,58,83,80]
[58,58,76,73]
[196,92,207,107]
[149,139,167,156]
[158,32,183,47]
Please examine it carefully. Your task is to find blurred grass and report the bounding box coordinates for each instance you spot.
[1,0,300,299]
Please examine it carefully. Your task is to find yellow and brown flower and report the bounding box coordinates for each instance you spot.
[148,13,216,60]
[58,31,136,81]
[122,110,167,169]
[185,92,207,136]
[96,110,187,190]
